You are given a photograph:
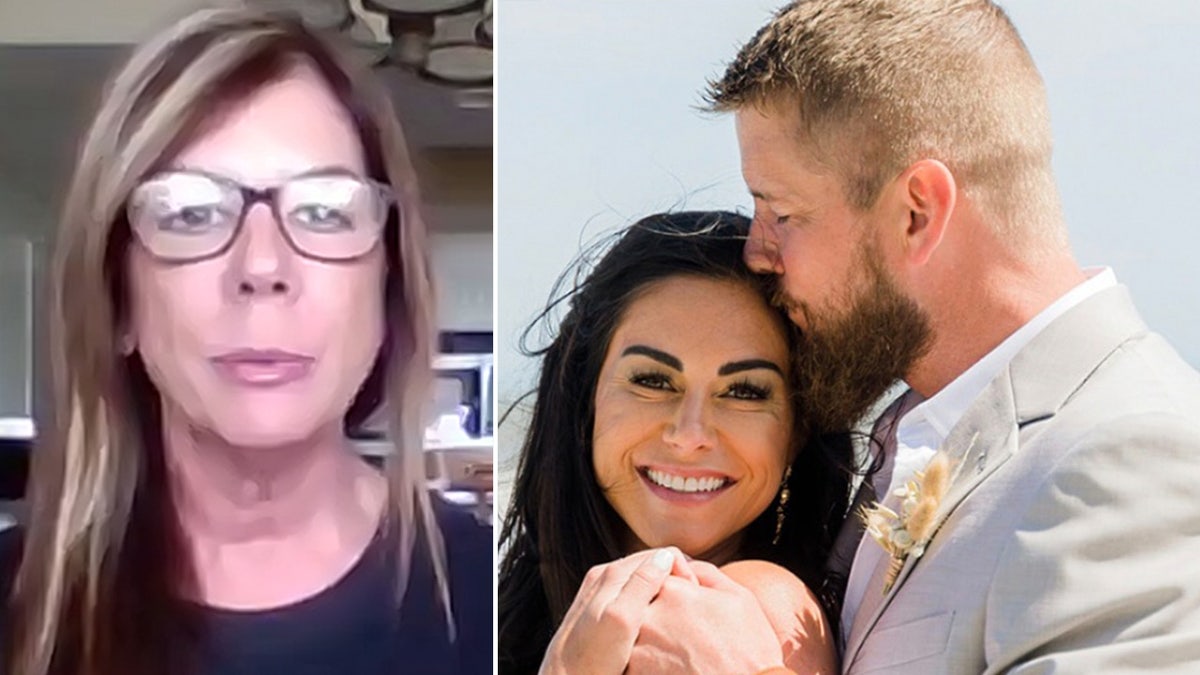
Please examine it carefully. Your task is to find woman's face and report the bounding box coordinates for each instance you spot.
[124,63,386,448]
[592,275,794,561]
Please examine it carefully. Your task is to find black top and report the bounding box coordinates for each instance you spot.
[0,498,492,675]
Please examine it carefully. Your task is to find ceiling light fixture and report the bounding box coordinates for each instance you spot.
[250,0,493,98]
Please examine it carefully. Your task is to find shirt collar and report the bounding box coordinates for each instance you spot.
[897,267,1117,447]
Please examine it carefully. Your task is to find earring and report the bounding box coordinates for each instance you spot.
[118,334,136,357]
[772,465,792,546]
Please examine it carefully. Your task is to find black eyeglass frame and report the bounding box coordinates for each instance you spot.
[125,167,399,264]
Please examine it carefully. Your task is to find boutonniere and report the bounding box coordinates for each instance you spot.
[860,433,977,593]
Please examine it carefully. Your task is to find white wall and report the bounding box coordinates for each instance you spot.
[0,0,392,46]
[0,183,49,239]
[0,0,205,44]
[0,185,47,431]
[431,231,493,333]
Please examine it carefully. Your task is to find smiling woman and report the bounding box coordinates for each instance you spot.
[497,211,854,674]
[592,275,794,564]
[0,6,490,675]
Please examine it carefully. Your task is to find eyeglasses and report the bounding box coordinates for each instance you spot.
[126,169,396,263]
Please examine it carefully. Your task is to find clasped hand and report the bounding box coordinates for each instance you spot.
[538,548,785,675]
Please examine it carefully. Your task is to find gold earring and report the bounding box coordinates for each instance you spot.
[772,465,792,546]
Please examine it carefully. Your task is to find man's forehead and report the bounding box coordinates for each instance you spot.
[748,186,776,202]
[742,160,804,204]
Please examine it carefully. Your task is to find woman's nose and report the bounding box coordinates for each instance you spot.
[226,203,299,301]
[662,393,716,452]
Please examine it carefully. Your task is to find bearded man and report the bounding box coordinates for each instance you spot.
[627,2,1200,673]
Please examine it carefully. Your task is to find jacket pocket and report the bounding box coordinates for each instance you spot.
[851,611,956,674]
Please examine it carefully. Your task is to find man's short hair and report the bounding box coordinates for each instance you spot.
[709,0,1064,243]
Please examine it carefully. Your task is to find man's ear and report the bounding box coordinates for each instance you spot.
[898,159,957,267]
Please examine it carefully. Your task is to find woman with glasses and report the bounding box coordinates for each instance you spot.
[0,7,489,675]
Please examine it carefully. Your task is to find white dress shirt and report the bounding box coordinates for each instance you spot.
[840,267,1118,642]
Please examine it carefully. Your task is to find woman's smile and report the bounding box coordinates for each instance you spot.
[592,275,794,557]
[638,465,735,502]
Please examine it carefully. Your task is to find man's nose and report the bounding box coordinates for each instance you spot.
[744,217,784,274]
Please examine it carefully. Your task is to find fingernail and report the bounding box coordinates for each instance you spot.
[652,548,674,571]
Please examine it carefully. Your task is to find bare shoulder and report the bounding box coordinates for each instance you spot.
[720,560,820,612]
[721,560,838,675]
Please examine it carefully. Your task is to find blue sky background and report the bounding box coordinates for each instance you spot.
[497,0,1200,413]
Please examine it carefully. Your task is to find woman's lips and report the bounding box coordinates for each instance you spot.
[210,349,315,387]
[638,466,734,503]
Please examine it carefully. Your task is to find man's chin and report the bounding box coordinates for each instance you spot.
[792,286,932,430]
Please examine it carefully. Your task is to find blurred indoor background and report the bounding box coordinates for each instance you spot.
[0,0,495,528]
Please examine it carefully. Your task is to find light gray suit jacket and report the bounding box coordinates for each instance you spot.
[843,285,1200,674]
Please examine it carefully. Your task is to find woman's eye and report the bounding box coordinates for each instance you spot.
[725,380,771,401]
[292,204,354,231]
[629,372,674,391]
[157,205,226,233]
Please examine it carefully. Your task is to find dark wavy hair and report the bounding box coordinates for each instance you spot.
[497,211,854,673]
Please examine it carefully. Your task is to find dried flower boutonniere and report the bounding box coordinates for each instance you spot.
[860,433,977,593]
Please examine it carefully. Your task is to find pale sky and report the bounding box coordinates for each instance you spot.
[497,0,1200,410]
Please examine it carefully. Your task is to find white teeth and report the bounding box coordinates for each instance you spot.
[646,469,728,493]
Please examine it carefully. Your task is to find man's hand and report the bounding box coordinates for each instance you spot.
[538,548,693,675]
[628,560,787,675]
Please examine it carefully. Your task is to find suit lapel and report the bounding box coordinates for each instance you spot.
[843,371,1020,667]
[843,285,1148,669]
[825,393,915,617]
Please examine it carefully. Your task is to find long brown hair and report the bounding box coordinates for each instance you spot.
[6,7,447,674]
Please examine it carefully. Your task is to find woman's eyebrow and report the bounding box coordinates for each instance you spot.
[718,359,784,377]
[620,345,682,371]
[159,163,363,182]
